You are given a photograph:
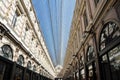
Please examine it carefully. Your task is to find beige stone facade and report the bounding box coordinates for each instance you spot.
[0,0,56,79]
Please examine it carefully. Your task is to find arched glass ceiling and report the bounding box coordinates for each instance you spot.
[32,0,76,66]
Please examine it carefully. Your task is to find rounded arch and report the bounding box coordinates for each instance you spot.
[27,61,32,69]
[99,21,120,51]
[86,45,95,61]
[33,65,36,71]
[1,44,13,60]
[17,55,24,66]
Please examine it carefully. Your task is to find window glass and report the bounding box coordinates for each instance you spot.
[100,22,120,50]
[1,45,13,60]
[80,56,84,66]
[33,65,36,71]
[108,45,120,80]
[14,67,23,80]
[87,46,95,61]
[17,55,24,66]
[101,45,120,80]
[27,61,32,70]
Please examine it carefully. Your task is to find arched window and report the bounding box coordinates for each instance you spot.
[33,65,36,71]
[99,21,120,80]
[100,22,120,50]
[87,46,95,61]
[17,55,24,66]
[80,55,84,66]
[1,45,13,59]
[27,61,32,69]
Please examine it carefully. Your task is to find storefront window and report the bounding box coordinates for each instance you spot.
[0,62,6,80]
[100,21,120,80]
[14,67,23,80]
[108,45,120,80]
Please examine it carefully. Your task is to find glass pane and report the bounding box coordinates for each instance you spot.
[87,62,97,80]
[14,67,23,80]
[108,45,120,80]
[33,65,36,71]
[2,45,13,59]
[0,62,6,80]
[27,61,31,69]
[100,22,120,50]
[17,55,24,66]
[101,54,111,80]
[25,73,30,80]
[87,46,95,61]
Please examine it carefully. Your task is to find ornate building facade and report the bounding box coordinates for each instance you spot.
[61,0,120,80]
[0,0,56,79]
